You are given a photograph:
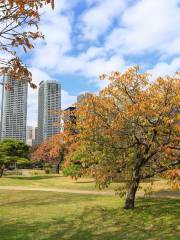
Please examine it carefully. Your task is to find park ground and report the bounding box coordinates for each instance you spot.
[0,170,180,240]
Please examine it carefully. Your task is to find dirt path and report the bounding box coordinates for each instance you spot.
[0,185,180,198]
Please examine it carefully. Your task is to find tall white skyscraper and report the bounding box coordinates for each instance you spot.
[0,75,28,142]
[37,80,61,144]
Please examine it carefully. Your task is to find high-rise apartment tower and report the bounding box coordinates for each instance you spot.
[0,75,28,141]
[37,80,61,144]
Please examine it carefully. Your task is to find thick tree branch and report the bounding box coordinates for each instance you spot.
[141,160,180,179]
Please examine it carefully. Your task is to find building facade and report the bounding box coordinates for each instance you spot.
[37,80,61,144]
[26,126,38,146]
[0,75,28,142]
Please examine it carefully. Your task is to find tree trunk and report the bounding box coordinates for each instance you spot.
[124,168,140,209]
[56,163,60,174]
[56,150,64,174]
[0,167,4,178]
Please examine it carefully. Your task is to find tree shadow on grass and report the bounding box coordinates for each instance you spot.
[0,197,179,240]
[133,197,180,217]
[43,198,180,240]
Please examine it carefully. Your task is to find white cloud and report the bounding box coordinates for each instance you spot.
[24,0,180,101]
[84,55,125,78]
[56,52,125,79]
[61,90,77,109]
[30,0,180,88]
[162,36,180,57]
[31,11,72,69]
[30,2,129,87]
[40,0,81,15]
[148,57,180,80]
[40,15,72,49]
[32,28,126,81]
[32,43,62,70]
[80,0,127,40]
[106,0,180,55]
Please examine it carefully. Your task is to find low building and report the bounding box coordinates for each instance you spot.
[26,126,38,146]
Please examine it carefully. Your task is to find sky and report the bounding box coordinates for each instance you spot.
[0,0,180,127]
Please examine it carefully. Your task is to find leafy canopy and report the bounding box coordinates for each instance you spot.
[0,138,30,167]
[65,66,180,208]
[0,0,54,87]
[32,133,66,164]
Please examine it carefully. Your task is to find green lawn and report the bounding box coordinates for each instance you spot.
[0,170,174,194]
[0,174,100,191]
[0,190,179,240]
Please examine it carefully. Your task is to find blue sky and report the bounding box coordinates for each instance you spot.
[1,0,180,126]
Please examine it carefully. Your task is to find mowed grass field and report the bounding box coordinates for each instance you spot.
[0,171,180,240]
[0,169,176,194]
[0,190,180,240]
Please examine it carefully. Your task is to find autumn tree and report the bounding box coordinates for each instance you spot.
[0,0,54,86]
[66,66,180,209]
[32,133,67,174]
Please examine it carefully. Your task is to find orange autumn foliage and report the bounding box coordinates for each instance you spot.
[0,0,54,87]
[32,133,66,165]
[66,66,180,209]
